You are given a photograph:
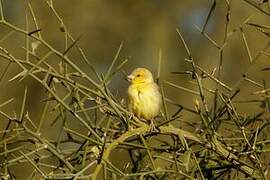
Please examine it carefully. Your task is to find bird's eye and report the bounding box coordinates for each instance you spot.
[136,74,141,77]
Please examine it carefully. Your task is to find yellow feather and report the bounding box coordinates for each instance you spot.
[127,68,162,120]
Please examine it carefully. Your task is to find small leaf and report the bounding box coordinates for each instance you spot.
[31,41,41,55]
[183,149,192,172]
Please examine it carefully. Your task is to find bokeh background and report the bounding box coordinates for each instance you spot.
[1,0,269,117]
[0,0,270,179]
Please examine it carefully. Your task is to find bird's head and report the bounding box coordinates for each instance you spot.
[127,68,154,84]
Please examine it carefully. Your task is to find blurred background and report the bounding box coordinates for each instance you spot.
[1,0,269,115]
[1,0,270,121]
[0,0,270,178]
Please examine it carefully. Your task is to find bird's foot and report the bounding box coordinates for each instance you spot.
[149,120,159,133]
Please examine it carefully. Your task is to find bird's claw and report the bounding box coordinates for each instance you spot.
[149,120,159,133]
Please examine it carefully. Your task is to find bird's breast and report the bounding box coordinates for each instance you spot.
[128,83,161,119]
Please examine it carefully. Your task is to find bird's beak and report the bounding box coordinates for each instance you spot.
[127,74,134,82]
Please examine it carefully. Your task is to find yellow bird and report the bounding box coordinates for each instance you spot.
[127,68,162,128]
